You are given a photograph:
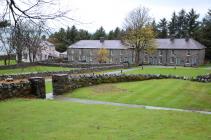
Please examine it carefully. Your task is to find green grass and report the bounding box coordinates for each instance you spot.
[45,81,52,93]
[0,59,17,65]
[66,79,211,111]
[0,99,211,140]
[125,67,211,77]
[0,66,74,75]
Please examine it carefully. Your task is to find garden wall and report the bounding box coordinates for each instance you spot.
[0,77,46,100]
[52,74,187,95]
[52,73,211,95]
[0,64,126,81]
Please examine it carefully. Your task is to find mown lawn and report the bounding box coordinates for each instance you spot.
[124,67,211,77]
[0,99,211,140]
[45,81,52,93]
[0,59,17,65]
[0,66,74,75]
[66,79,211,111]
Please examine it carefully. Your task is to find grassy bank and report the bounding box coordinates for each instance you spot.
[66,79,211,111]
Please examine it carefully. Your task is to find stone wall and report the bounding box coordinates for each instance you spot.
[52,74,188,95]
[0,62,37,70]
[0,77,46,100]
[0,64,127,81]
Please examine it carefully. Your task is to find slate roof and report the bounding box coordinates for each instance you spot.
[69,39,206,50]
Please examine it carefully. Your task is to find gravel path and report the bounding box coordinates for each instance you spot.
[46,93,211,115]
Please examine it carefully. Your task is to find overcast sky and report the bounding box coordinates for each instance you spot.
[52,0,210,33]
[54,0,211,32]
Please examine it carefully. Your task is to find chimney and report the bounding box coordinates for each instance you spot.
[170,35,175,42]
[185,35,190,42]
[100,37,104,43]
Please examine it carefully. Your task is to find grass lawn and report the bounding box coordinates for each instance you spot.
[0,99,211,140]
[45,81,52,93]
[124,67,211,77]
[66,79,211,111]
[0,66,74,75]
[0,59,17,65]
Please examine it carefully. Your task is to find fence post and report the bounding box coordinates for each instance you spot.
[52,74,69,95]
[28,77,46,99]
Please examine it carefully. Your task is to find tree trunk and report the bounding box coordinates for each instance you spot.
[17,48,22,63]
[135,49,140,65]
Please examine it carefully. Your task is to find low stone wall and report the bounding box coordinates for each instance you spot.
[195,74,211,82]
[0,65,126,81]
[52,74,189,95]
[38,61,128,68]
[0,77,46,100]
[0,62,37,70]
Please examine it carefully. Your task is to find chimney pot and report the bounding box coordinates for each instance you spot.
[100,37,104,43]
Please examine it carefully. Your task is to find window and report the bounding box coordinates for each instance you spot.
[79,49,82,55]
[90,50,92,55]
[79,56,81,61]
[120,50,123,55]
[71,49,74,54]
[170,57,175,63]
[186,57,190,64]
[187,50,190,56]
[71,56,74,61]
[171,50,175,55]
[159,50,163,56]
[159,57,162,64]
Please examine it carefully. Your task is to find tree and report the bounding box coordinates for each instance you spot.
[157,18,168,38]
[92,26,107,39]
[195,9,211,59]
[108,30,114,40]
[0,21,14,65]
[77,29,91,40]
[123,6,156,65]
[186,8,200,37]
[151,20,158,37]
[168,12,178,36]
[97,48,109,63]
[177,9,188,38]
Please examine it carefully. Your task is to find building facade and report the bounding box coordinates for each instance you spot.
[67,38,206,66]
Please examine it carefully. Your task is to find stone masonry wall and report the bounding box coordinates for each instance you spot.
[0,77,46,100]
[0,64,127,81]
[52,73,211,95]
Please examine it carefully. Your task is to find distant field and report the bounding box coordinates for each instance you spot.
[124,67,211,77]
[0,66,74,75]
[0,99,210,140]
[66,79,211,111]
[0,60,16,65]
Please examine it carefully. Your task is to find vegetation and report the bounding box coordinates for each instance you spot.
[125,67,211,77]
[0,59,16,65]
[66,79,211,111]
[97,48,109,63]
[0,99,211,140]
[45,81,52,93]
[0,66,74,75]
[123,6,156,65]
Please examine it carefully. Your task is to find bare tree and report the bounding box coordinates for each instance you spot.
[0,0,74,63]
[0,21,15,65]
[123,6,156,66]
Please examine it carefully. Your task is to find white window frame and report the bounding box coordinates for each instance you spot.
[120,50,123,55]
[110,50,113,56]
[170,57,175,63]
[79,49,82,55]
[171,50,175,55]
